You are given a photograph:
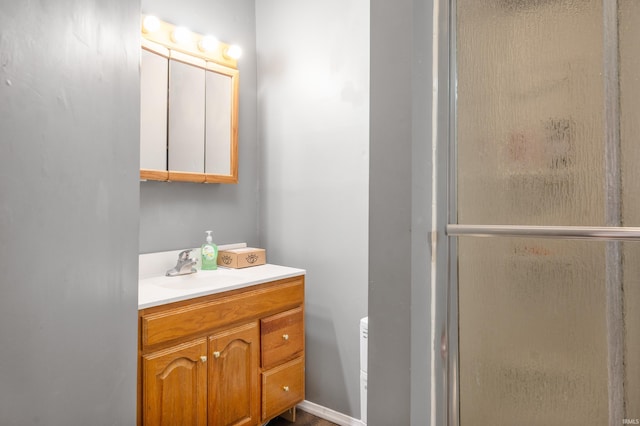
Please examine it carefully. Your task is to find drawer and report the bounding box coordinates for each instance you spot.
[141,277,304,349]
[261,357,304,421]
[261,307,304,369]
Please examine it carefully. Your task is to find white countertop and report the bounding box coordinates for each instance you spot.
[138,264,306,309]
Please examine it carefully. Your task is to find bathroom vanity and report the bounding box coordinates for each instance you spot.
[138,261,305,426]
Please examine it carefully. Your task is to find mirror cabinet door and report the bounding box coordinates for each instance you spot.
[140,48,168,179]
[168,59,206,181]
[205,70,232,177]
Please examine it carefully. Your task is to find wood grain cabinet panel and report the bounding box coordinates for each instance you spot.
[142,338,208,426]
[209,322,260,426]
[261,307,304,369]
[141,277,304,349]
[261,357,305,421]
[138,276,305,426]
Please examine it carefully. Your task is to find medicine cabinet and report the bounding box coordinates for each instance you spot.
[140,16,239,183]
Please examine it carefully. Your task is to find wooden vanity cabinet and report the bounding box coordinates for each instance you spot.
[138,276,305,426]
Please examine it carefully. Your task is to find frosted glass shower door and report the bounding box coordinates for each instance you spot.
[450,0,639,425]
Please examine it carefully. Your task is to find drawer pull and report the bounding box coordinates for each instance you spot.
[213,351,221,359]
[282,386,290,392]
[282,334,289,341]
[200,356,207,363]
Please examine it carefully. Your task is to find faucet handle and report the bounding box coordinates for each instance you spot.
[178,249,192,260]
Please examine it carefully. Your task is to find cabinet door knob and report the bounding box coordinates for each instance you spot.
[213,351,221,358]
[282,334,289,341]
[282,386,290,392]
[200,356,207,363]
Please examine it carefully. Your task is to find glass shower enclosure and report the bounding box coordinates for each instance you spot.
[446,0,640,424]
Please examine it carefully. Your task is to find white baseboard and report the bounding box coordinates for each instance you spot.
[297,400,366,426]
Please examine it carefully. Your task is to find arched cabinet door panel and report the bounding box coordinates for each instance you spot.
[142,338,208,426]
[209,322,260,426]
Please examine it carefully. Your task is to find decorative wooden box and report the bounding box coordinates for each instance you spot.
[218,247,266,269]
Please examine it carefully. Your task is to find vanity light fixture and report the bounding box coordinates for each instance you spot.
[142,15,160,33]
[224,45,242,60]
[141,15,239,68]
[198,35,219,53]
[171,26,192,45]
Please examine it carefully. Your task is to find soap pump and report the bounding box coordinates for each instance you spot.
[201,230,218,270]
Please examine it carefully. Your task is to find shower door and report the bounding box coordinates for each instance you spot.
[447,0,640,425]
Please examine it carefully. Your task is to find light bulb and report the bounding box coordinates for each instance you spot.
[199,36,219,52]
[225,45,242,60]
[171,26,191,44]
[142,15,160,33]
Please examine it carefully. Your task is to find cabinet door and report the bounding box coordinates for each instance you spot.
[142,338,207,426]
[168,58,205,176]
[209,322,260,426]
[205,70,232,176]
[140,48,168,173]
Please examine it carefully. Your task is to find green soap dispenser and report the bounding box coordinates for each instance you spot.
[201,230,218,270]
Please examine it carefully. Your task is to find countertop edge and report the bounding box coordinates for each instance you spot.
[138,265,306,310]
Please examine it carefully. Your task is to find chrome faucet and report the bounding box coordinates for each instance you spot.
[166,249,198,277]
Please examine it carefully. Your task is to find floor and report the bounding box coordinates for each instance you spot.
[265,409,339,426]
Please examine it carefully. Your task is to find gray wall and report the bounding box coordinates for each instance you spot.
[256,0,370,418]
[139,0,259,253]
[368,0,413,423]
[369,0,443,425]
[0,1,140,424]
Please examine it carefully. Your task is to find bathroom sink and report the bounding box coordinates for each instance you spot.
[143,270,243,291]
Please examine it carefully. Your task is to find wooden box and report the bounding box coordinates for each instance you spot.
[218,247,266,269]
